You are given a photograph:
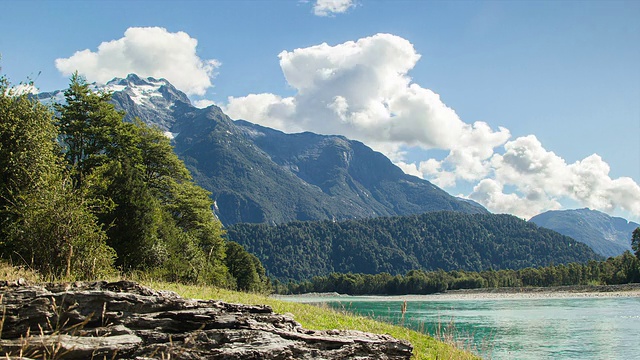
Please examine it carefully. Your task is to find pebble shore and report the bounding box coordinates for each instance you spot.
[277,283,640,302]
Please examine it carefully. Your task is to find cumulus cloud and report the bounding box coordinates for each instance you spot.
[488,136,640,218]
[223,33,640,221]
[468,179,562,219]
[55,27,219,96]
[313,0,355,16]
[225,33,509,159]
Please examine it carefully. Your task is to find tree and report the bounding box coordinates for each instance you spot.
[225,241,260,292]
[6,175,115,279]
[99,159,162,270]
[632,227,640,259]
[135,121,227,285]
[0,76,59,233]
[0,75,114,279]
[55,72,129,189]
[54,74,229,285]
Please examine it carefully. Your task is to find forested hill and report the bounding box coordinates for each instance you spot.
[225,211,602,281]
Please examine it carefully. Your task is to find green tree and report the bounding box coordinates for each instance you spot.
[55,72,129,189]
[632,227,640,259]
[99,159,162,270]
[0,76,59,235]
[225,241,261,292]
[0,75,114,279]
[54,74,229,285]
[136,122,227,285]
[6,176,115,279]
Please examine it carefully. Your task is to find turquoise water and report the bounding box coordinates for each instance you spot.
[283,296,640,359]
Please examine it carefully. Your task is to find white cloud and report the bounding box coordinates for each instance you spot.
[225,33,509,157]
[489,136,640,218]
[313,0,355,16]
[223,33,640,221]
[193,99,217,109]
[55,27,219,96]
[468,179,562,219]
[225,93,297,132]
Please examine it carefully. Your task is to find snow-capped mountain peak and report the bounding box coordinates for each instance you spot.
[38,74,193,132]
[105,74,190,108]
[105,74,191,131]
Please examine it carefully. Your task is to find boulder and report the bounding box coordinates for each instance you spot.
[0,280,412,359]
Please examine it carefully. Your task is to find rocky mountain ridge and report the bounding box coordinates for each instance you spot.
[38,74,487,225]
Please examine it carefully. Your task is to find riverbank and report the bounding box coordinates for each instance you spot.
[276,283,640,302]
[0,261,480,360]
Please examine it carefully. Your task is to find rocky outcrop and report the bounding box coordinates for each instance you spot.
[0,280,412,359]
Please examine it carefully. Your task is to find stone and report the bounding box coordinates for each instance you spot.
[0,281,412,359]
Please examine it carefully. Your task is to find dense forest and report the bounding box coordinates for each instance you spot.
[278,251,640,295]
[0,73,270,292]
[226,211,601,281]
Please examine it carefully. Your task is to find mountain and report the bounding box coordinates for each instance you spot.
[529,208,639,257]
[39,74,487,225]
[225,211,602,281]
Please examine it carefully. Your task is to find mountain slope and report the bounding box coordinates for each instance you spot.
[39,74,486,225]
[529,208,638,257]
[226,211,602,281]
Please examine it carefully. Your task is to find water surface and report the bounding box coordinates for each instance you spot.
[282,295,640,359]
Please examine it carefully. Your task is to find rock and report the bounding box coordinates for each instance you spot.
[0,281,412,359]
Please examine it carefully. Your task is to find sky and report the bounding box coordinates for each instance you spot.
[2,0,639,222]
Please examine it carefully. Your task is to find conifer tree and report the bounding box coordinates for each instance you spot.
[55,72,128,190]
[632,227,640,260]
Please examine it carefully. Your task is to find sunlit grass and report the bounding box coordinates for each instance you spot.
[145,281,480,360]
[0,263,480,360]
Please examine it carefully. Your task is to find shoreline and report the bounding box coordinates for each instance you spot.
[275,283,640,302]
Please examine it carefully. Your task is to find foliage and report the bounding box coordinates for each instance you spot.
[0,72,264,289]
[225,241,272,292]
[281,252,640,295]
[54,73,130,189]
[50,74,229,284]
[226,212,601,282]
[0,75,114,279]
[632,227,640,259]
[5,176,116,279]
[0,76,59,231]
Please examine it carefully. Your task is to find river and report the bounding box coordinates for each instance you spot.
[280,294,640,359]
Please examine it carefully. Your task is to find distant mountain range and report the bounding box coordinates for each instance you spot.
[39,74,486,225]
[529,208,638,258]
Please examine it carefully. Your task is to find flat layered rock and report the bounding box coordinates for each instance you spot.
[0,280,412,359]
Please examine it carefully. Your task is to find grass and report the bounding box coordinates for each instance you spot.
[0,262,480,359]
[144,281,481,360]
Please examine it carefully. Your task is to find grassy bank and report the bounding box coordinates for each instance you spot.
[0,262,479,359]
[145,281,480,360]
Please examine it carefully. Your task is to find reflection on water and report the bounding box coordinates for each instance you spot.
[287,296,640,360]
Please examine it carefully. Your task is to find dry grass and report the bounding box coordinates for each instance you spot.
[0,260,42,283]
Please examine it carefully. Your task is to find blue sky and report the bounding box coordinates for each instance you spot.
[2,0,639,221]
